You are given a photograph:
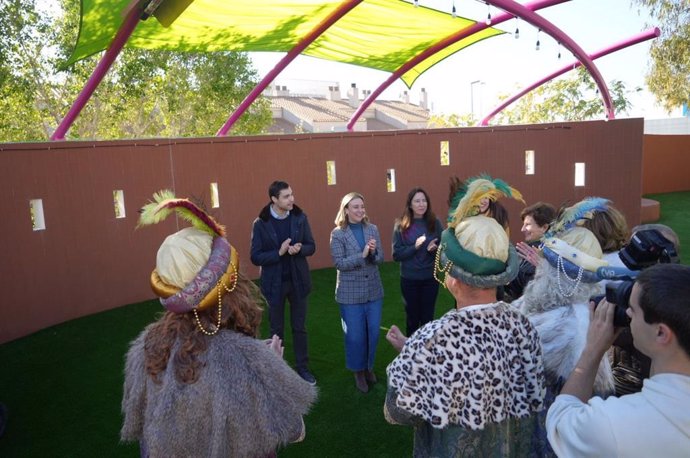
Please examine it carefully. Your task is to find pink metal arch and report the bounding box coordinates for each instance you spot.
[216,0,363,136]
[51,5,142,140]
[486,0,615,120]
[346,0,569,131]
[480,28,660,126]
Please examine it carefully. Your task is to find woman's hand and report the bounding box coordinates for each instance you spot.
[427,238,438,252]
[265,334,284,357]
[516,242,540,267]
[386,325,407,353]
[363,238,376,257]
[415,234,427,249]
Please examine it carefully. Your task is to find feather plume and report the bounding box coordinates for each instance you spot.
[545,197,610,238]
[447,174,524,227]
[137,189,225,237]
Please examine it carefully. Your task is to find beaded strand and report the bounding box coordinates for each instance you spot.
[556,255,583,297]
[433,243,452,288]
[193,265,239,336]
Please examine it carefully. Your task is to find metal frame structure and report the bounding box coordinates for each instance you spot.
[345,0,568,130]
[479,28,661,126]
[51,0,654,140]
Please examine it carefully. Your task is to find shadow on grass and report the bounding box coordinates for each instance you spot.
[2,190,687,456]
[0,262,456,458]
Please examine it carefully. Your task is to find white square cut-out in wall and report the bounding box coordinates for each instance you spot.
[210,183,220,208]
[30,199,46,231]
[327,161,337,185]
[525,150,535,175]
[113,190,126,218]
[440,141,450,166]
[386,169,396,192]
[575,162,586,187]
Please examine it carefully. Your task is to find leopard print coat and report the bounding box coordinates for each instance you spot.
[386,302,545,431]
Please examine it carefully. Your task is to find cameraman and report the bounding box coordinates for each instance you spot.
[611,224,680,395]
[546,263,690,456]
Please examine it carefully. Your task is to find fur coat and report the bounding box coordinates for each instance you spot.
[514,259,615,397]
[121,326,317,457]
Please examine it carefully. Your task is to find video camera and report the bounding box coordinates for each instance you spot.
[591,229,679,327]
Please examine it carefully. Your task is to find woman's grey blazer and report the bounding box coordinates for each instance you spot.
[330,223,385,305]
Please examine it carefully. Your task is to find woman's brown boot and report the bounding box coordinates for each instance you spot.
[354,371,369,393]
[365,370,377,384]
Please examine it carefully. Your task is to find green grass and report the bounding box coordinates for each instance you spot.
[0,263,456,458]
[644,191,690,265]
[1,191,687,457]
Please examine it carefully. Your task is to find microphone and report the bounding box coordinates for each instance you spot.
[595,266,639,281]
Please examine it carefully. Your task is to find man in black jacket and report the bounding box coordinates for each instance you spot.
[251,181,317,385]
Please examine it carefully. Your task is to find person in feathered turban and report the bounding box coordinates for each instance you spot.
[384,175,545,457]
[120,190,317,457]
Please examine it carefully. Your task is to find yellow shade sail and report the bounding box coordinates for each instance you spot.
[66,0,503,87]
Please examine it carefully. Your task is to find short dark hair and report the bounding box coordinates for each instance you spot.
[520,202,556,227]
[636,263,690,358]
[268,181,290,199]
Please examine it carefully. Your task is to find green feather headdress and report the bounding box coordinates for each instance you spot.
[137,189,225,237]
[447,174,524,228]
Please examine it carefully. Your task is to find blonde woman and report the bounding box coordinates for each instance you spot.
[330,192,384,393]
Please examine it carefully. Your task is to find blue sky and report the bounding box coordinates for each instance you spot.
[250,0,674,119]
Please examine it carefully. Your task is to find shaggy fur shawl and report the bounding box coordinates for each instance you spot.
[121,327,317,457]
[515,259,614,396]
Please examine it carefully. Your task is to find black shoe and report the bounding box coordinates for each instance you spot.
[354,371,369,393]
[298,369,317,386]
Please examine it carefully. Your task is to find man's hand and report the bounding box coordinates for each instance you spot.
[386,325,407,353]
[279,238,292,256]
[559,299,622,402]
[288,242,302,255]
[585,299,621,357]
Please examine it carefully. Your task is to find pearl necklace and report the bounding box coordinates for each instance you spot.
[193,266,239,336]
[556,254,583,297]
[433,243,452,288]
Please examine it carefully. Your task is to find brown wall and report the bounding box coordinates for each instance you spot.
[0,118,644,343]
[642,134,690,194]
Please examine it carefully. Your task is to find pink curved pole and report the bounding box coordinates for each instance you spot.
[347,0,569,131]
[480,28,660,126]
[216,0,363,136]
[487,0,615,120]
[51,6,141,141]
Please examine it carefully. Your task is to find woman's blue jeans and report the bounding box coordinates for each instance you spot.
[339,299,382,371]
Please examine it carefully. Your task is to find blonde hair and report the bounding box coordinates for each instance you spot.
[582,205,630,253]
[334,192,368,229]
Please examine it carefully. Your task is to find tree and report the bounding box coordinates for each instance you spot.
[0,0,271,142]
[493,67,637,125]
[427,113,477,128]
[632,0,690,112]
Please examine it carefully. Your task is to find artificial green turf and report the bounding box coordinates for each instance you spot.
[0,262,456,458]
[1,191,687,457]
[644,191,690,265]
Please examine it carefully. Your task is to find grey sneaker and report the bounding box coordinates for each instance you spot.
[298,369,316,386]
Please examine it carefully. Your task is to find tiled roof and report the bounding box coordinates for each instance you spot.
[271,97,351,122]
[267,95,429,132]
[372,100,429,123]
